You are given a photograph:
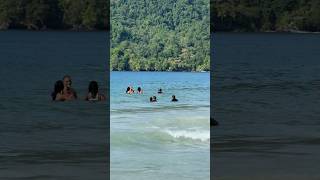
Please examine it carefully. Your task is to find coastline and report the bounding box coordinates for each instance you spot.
[3,28,319,34]
[111,70,210,73]
[213,29,320,34]
[0,28,109,32]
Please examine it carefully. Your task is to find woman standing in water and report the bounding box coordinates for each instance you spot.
[85,81,106,101]
[51,80,65,101]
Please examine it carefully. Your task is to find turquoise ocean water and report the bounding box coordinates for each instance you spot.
[111,71,210,180]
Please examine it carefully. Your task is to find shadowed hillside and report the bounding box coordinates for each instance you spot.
[0,0,109,30]
[211,0,320,32]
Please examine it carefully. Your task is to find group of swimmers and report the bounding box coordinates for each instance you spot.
[126,86,143,94]
[51,75,106,101]
[126,87,178,102]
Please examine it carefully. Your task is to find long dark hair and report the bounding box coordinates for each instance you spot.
[88,81,99,98]
[51,80,64,100]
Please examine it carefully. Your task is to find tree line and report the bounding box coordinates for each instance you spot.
[111,0,210,71]
[211,0,320,32]
[0,0,109,30]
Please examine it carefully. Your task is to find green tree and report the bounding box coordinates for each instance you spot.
[111,0,210,71]
[0,0,23,29]
[82,1,97,30]
[24,0,50,30]
[59,0,86,30]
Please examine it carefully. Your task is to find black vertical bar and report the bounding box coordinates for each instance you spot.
[210,35,214,180]
[210,0,214,179]
[106,0,111,180]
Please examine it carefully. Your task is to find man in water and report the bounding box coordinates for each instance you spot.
[171,95,178,102]
[62,75,77,100]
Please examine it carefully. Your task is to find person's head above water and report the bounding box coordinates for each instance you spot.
[158,88,162,94]
[52,80,64,100]
[171,95,178,102]
[62,75,77,99]
[86,81,105,101]
[88,81,99,98]
[150,96,157,102]
[63,75,72,90]
[55,80,64,93]
[137,87,143,94]
[126,86,135,94]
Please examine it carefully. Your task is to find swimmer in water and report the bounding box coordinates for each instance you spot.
[126,87,130,94]
[85,81,106,101]
[126,86,134,94]
[150,96,157,102]
[51,80,65,101]
[158,88,163,94]
[137,87,143,94]
[171,95,178,102]
[152,96,157,102]
[62,75,77,100]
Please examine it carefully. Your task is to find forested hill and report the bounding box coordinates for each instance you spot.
[212,0,320,32]
[0,0,109,30]
[111,0,210,71]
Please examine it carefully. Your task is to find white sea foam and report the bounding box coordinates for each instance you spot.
[164,129,210,142]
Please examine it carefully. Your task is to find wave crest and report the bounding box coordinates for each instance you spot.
[164,129,209,142]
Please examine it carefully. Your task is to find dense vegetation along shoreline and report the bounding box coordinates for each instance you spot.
[1,0,320,33]
[211,0,320,32]
[111,0,210,72]
[0,0,109,31]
